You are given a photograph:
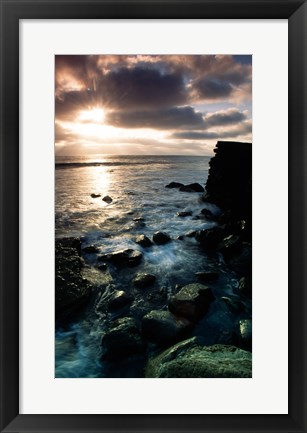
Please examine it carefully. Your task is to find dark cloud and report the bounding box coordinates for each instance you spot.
[99,66,187,110]
[192,77,233,99]
[204,108,247,127]
[106,106,204,129]
[55,90,97,121]
[172,120,252,140]
[173,131,219,140]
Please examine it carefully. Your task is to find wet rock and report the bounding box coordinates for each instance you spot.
[185,230,197,238]
[82,245,99,254]
[195,271,219,283]
[141,310,192,346]
[221,296,244,314]
[179,183,204,193]
[165,182,184,189]
[200,208,216,221]
[177,211,192,217]
[218,234,242,258]
[135,234,153,247]
[90,193,101,198]
[55,237,91,316]
[133,273,156,289]
[102,195,113,203]
[239,319,252,350]
[133,217,145,222]
[97,263,108,271]
[239,276,252,296]
[153,231,171,245]
[146,337,252,378]
[168,283,214,322]
[195,226,225,249]
[177,235,184,240]
[108,290,133,310]
[98,249,142,268]
[102,317,144,359]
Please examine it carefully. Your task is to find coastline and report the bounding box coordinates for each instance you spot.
[55,142,252,378]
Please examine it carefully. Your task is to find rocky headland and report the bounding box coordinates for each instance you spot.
[55,141,252,377]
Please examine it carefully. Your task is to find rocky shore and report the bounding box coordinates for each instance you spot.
[55,141,252,377]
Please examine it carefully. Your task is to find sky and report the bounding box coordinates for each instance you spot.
[55,55,252,156]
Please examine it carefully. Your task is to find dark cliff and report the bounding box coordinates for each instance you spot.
[204,141,252,241]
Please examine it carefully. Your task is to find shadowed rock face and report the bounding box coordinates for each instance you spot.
[204,141,252,240]
[146,337,252,378]
[55,237,92,317]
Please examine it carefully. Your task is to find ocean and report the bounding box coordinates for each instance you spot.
[55,154,246,378]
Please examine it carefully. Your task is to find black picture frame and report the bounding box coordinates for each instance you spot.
[0,1,306,432]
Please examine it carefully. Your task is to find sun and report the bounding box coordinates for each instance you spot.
[78,108,105,123]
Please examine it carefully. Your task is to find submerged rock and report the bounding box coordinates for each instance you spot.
[200,208,216,221]
[55,237,91,316]
[168,283,214,322]
[177,211,192,217]
[133,273,156,289]
[90,193,101,198]
[135,234,153,247]
[165,182,184,189]
[102,195,113,203]
[195,271,219,283]
[141,310,192,346]
[98,249,142,267]
[179,183,204,193]
[146,337,252,378]
[82,245,99,254]
[218,234,242,258]
[108,290,133,310]
[185,230,197,238]
[102,317,144,360]
[195,226,225,249]
[221,296,244,314]
[153,231,171,245]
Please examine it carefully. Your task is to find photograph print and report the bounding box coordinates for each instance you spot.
[55,55,252,378]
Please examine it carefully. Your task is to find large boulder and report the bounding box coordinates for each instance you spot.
[141,310,191,346]
[179,183,204,193]
[55,238,91,316]
[133,273,156,289]
[168,283,214,321]
[102,195,113,203]
[195,226,225,249]
[98,249,142,267]
[108,290,133,310]
[102,317,144,359]
[82,245,99,254]
[153,231,171,245]
[146,337,252,378]
[135,234,153,248]
[165,182,184,189]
